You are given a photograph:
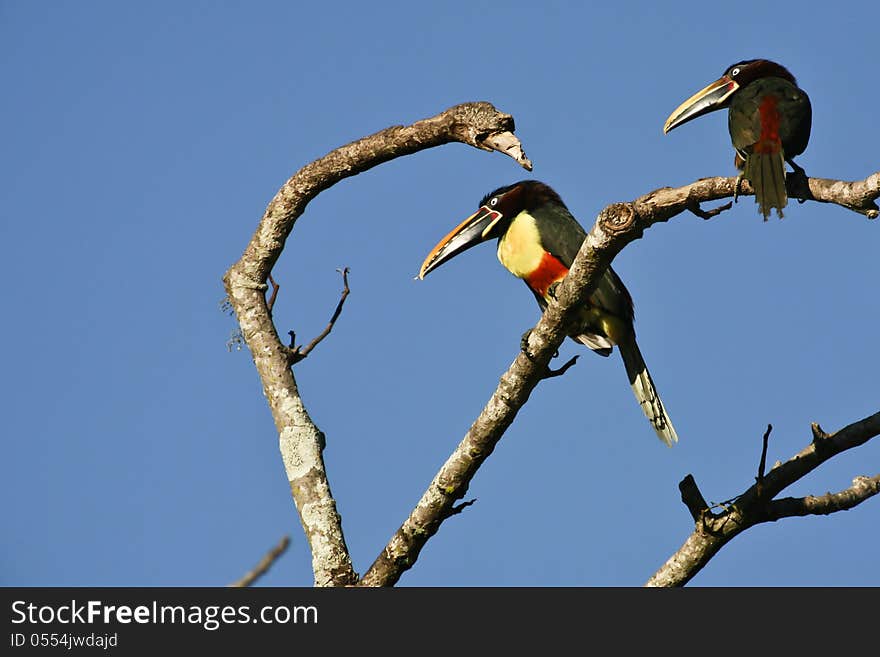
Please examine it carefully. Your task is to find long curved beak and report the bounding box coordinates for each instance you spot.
[418,206,502,279]
[663,76,739,133]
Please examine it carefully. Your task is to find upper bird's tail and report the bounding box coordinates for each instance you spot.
[743,148,788,220]
[617,336,678,447]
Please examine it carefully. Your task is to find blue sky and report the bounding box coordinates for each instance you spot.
[2,1,877,587]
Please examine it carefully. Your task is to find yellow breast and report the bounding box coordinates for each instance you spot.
[496,212,545,280]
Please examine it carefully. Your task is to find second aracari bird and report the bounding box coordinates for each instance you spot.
[663,59,812,220]
[418,180,678,447]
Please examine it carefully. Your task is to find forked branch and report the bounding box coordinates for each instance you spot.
[646,411,880,587]
[287,267,351,365]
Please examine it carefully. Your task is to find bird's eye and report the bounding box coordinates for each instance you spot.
[489,197,498,206]
[731,67,741,77]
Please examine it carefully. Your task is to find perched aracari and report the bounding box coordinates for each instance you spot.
[418,180,678,447]
[664,59,812,220]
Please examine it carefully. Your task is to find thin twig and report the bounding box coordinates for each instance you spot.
[687,200,733,220]
[266,274,280,314]
[229,535,291,587]
[541,355,579,379]
[444,499,478,519]
[756,424,773,497]
[289,267,351,364]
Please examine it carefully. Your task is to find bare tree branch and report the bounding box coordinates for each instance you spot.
[765,475,880,519]
[223,102,532,586]
[360,169,879,587]
[638,172,880,222]
[229,535,291,588]
[646,411,880,587]
[787,171,880,218]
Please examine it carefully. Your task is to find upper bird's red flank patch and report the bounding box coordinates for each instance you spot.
[526,252,569,300]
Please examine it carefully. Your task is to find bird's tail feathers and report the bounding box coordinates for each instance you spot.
[744,148,788,220]
[618,337,678,447]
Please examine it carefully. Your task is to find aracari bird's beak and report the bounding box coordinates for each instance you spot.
[664,75,739,133]
[418,205,503,279]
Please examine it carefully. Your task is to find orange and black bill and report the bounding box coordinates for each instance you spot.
[418,206,502,279]
[664,76,740,133]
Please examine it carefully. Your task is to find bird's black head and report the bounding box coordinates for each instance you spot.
[664,58,800,133]
[722,59,798,87]
[478,180,567,237]
[418,180,566,279]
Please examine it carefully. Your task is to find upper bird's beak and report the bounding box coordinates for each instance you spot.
[663,76,739,133]
[418,205,503,279]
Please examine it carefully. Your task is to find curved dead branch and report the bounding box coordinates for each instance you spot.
[646,412,880,587]
[223,102,531,586]
[359,169,879,587]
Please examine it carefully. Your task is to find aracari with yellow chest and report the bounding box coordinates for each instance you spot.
[418,180,678,447]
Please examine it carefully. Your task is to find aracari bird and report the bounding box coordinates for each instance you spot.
[418,180,678,447]
[664,59,812,220]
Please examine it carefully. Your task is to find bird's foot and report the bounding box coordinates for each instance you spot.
[547,281,560,300]
[521,328,561,362]
[787,158,806,177]
[733,173,745,204]
[786,160,810,204]
[520,329,535,360]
